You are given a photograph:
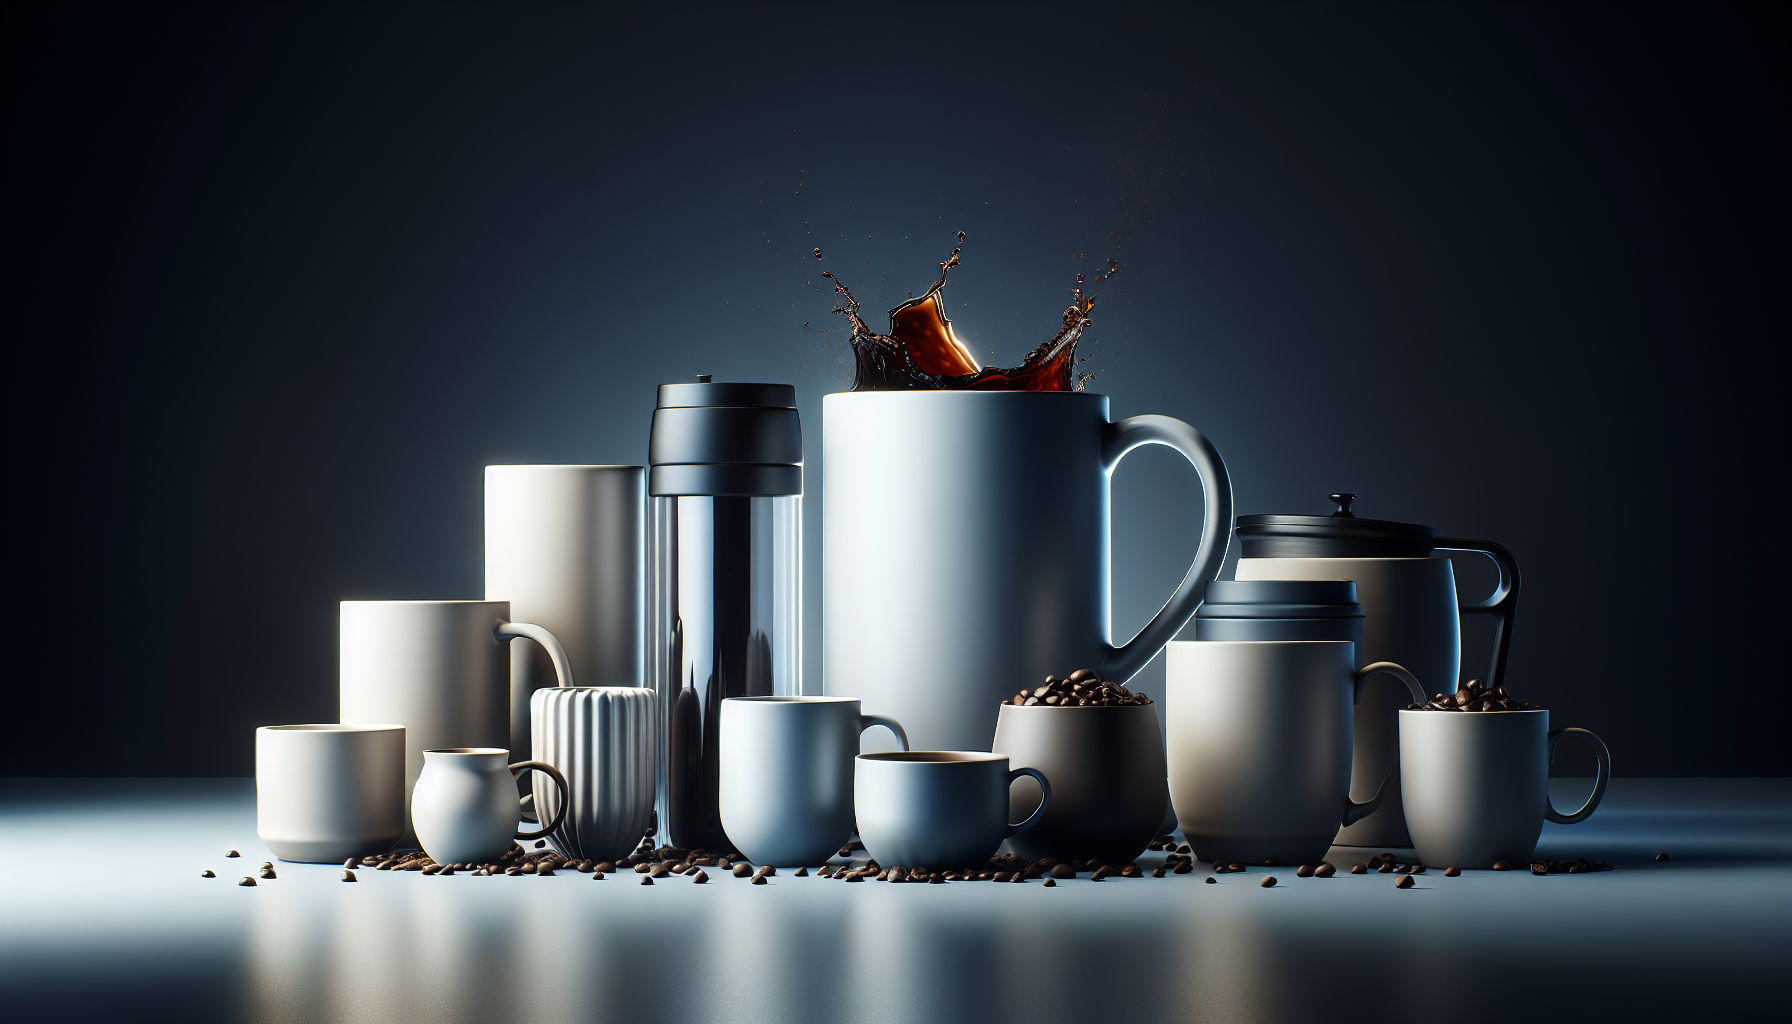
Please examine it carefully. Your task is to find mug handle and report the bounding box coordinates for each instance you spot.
[1341,663,1427,826]
[1543,728,1611,825]
[1098,415,1233,683]
[1004,768,1052,838]
[495,621,576,687]
[510,760,569,841]
[858,714,909,751]
[1434,536,1522,693]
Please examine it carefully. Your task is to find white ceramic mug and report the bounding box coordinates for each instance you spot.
[854,752,1050,868]
[486,465,646,757]
[530,686,659,863]
[718,696,907,866]
[1401,709,1610,868]
[1165,641,1425,865]
[255,724,405,863]
[823,391,1231,752]
[411,748,569,865]
[339,600,575,835]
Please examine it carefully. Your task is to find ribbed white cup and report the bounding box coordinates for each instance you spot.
[530,686,658,862]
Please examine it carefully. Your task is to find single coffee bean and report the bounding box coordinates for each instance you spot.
[260,861,273,869]
[1396,875,1415,889]
[1656,852,1671,861]
[1260,876,1277,888]
[1204,876,1216,884]
[1444,866,1461,877]
[759,865,778,877]
[1315,863,1336,878]
[1530,862,1549,875]
[441,866,457,876]
[201,869,216,878]
[1378,862,1394,874]
[1043,878,1056,887]
[595,861,615,874]
[640,876,654,885]
[1295,865,1314,878]
[1121,864,1141,878]
[1411,864,1427,874]
[226,850,240,858]
[540,865,558,877]
[342,870,357,882]
[1227,863,1244,873]
[1263,857,1280,867]
[259,867,277,879]
[505,866,521,876]
[1351,864,1367,874]
[238,876,256,886]
[1090,866,1110,881]
[1492,859,1512,871]
[794,867,809,877]
[1050,864,1075,879]
[343,857,359,870]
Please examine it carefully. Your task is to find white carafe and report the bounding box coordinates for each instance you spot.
[1233,493,1520,850]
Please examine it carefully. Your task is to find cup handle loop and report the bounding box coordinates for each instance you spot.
[510,760,569,841]
[1097,415,1233,683]
[495,621,576,688]
[1543,728,1611,824]
[1354,662,1426,706]
[1005,768,1052,838]
[1435,537,1522,692]
[858,714,909,751]
[1343,766,1400,827]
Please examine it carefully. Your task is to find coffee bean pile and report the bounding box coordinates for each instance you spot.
[1408,678,1542,713]
[1008,669,1152,708]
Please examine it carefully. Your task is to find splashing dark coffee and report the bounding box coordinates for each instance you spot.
[823,235,1114,391]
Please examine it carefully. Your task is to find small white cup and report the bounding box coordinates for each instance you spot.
[256,724,406,863]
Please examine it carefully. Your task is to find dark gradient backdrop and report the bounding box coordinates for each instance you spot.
[4,2,1786,777]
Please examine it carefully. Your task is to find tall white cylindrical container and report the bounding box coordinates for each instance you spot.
[485,465,646,757]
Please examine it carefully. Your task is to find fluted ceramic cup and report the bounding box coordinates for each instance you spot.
[719,696,908,866]
[1166,640,1425,865]
[412,748,568,866]
[256,724,406,862]
[855,752,1050,869]
[1401,709,1610,868]
[531,686,659,863]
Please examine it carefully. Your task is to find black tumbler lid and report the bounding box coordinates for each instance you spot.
[1196,580,1364,620]
[1235,493,1437,558]
[648,376,802,496]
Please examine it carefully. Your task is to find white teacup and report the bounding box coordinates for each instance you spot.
[256,724,405,863]
[1400,709,1610,868]
[855,752,1050,868]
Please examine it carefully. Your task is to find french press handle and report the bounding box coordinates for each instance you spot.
[1433,536,1522,692]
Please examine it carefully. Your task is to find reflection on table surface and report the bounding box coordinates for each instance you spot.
[2,778,1787,1023]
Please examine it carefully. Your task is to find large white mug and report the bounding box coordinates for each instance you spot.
[718,696,907,866]
[339,600,574,835]
[1401,709,1610,868]
[1166,640,1424,865]
[485,465,645,758]
[823,391,1231,751]
[255,724,405,863]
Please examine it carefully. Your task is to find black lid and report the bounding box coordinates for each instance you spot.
[1235,493,1437,558]
[648,377,802,496]
[1196,580,1364,620]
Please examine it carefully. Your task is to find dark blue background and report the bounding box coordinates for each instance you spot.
[4,1,1785,777]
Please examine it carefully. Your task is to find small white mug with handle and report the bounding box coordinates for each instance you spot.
[411,748,568,866]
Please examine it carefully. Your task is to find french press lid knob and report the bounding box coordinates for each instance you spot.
[1328,493,1358,518]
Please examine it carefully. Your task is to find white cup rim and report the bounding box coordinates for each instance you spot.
[858,751,1006,764]
[259,723,404,733]
[422,747,510,757]
[339,599,507,607]
[725,695,857,704]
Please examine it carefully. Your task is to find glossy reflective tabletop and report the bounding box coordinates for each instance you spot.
[2,779,1787,1023]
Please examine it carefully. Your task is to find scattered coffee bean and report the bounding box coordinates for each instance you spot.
[1530,861,1549,875]
[1445,866,1461,877]
[1005,669,1153,707]
[539,865,557,877]
[441,866,458,876]
[238,876,256,886]
[1204,876,1216,884]
[342,857,359,870]
[590,870,604,880]
[1173,861,1193,874]
[201,869,215,878]
[505,866,521,876]
[794,867,809,877]
[1351,864,1367,874]
[641,876,654,885]
[1656,853,1671,861]
[1050,864,1075,879]
[1263,857,1280,867]
[342,870,357,882]
[261,861,273,869]
[1315,863,1336,878]
[226,850,240,858]
[1120,864,1141,878]
[732,863,753,878]
[1260,876,1277,888]
[1378,863,1394,874]
[259,867,277,879]
[474,869,489,876]
[1493,859,1512,871]
[1296,865,1314,878]
[757,865,777,877]
[1409,679,1543,713]
[1043,878,1056,887]
[595,861,615,874]
[1396,875,1415,889]
[1090,866,1110,881]
[692,870,708,883]
[752,874,769,885]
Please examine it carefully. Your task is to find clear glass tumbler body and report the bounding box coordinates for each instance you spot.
[649,494,801,850]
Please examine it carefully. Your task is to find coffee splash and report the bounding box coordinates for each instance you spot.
[822,235,1115,391]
